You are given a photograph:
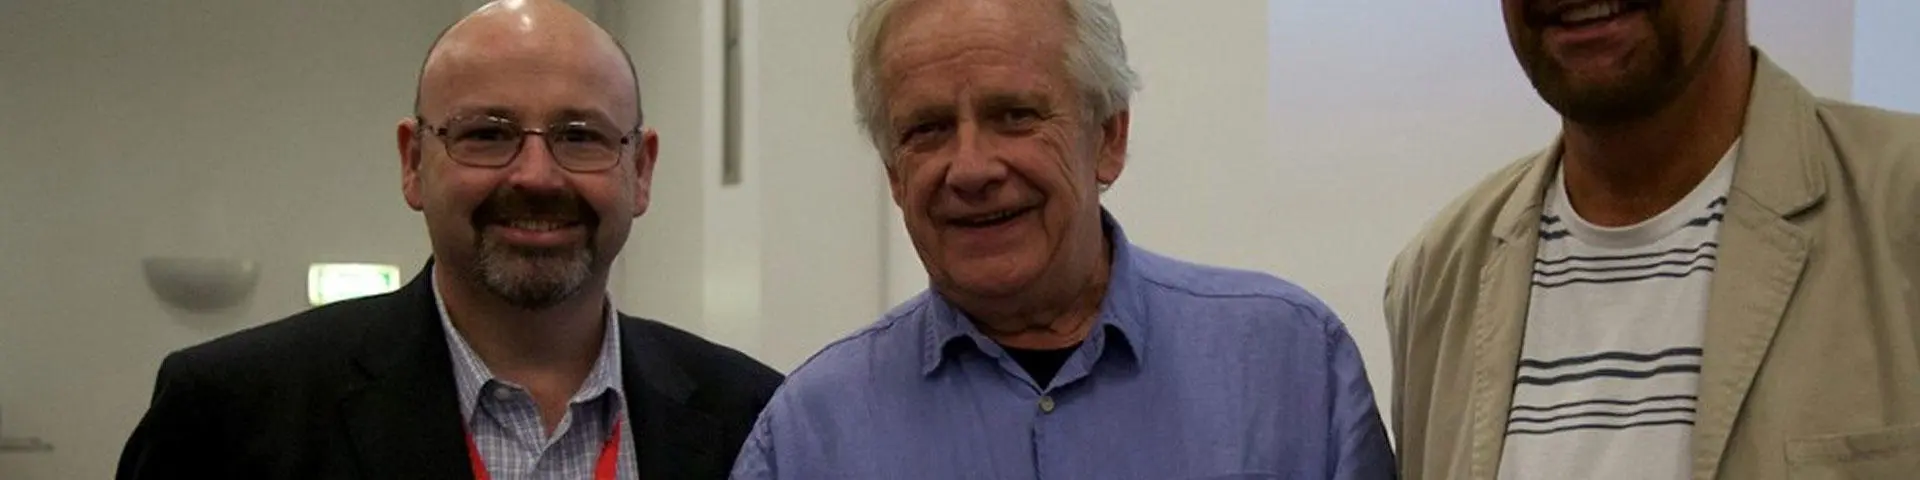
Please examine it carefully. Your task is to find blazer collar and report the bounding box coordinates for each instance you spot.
[338,261,473,479]
[619,315,731,479]
[1690,48,1821,479]
[335,259,733,479]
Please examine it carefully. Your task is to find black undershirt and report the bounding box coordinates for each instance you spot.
[1003,343,1081,389]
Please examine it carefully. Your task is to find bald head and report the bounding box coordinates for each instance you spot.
[413,0,643,126]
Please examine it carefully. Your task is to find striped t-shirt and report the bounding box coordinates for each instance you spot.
[1497,143,1737,480]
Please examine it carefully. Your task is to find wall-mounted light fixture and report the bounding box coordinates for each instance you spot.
[141,257,260,312]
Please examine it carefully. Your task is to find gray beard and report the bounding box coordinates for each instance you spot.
[469,236,594,311]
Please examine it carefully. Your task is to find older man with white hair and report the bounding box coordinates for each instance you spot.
[729,0,1394,478]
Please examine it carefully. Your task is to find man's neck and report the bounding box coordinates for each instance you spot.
[435,263,608,427]
[956,238,1113,351]
[969,280,1106,351]
[1560,49,1752,227]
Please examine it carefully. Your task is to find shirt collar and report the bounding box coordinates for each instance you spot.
[920,208,1151,375]
[432,271,626,423]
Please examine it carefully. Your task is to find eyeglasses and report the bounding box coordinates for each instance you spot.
[416,115,639,172]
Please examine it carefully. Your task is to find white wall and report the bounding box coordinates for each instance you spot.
[614,0,885,373]
[1854,0,1920,112]
[746,0,890,371]
[1751,0,1857,99]
[606,0,719,335]
[0,1,453,477]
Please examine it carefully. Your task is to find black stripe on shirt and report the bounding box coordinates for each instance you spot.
[1511,394,1699,414]
[1508,406,1697,425]
[1518,347,1704,371]
[1506,418,1696,436]
[1533,255,1715,278]
[1535,243,1719,266]
[1530,264,1715,288]
[1537,211,1725,244]
[1685,212,1726,228]
[1515,364,1701,386]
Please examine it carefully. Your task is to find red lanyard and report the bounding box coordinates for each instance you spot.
[464,417,624,480]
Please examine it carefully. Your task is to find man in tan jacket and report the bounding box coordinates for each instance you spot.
[1385,1,1920,478]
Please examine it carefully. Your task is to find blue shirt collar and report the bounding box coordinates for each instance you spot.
[920,208,1150,375]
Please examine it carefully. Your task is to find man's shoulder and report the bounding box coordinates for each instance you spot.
[618,315,783,396]
[771,296,933,399]
[1813,100,1920,238]
[1129,248,1326,311]
[1817,99,1920,147]
[1121,248,1352,344]
[1816,99,1920,180]
[792,297,929,373]
[163,292,400,381]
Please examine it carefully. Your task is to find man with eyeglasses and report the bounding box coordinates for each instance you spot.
[116,1,781,479]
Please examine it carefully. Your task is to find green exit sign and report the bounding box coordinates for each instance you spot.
[307,263,403,306]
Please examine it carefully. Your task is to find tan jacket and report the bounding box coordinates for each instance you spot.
[1384,51,1920,480]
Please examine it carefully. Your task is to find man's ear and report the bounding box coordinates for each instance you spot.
[1094,110,1130,188]
[397,117,426,211]
[630,127,661,217]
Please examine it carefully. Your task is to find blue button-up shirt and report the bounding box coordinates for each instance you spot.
[732,213,1395,479]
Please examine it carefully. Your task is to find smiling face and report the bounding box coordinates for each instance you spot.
[1502,0,1733,125]
[399,1,658,310]
[877,0,1128,303]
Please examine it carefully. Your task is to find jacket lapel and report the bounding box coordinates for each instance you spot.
[619,317,729,479]
[1690,51,1822,480]
[337,263,474,479]
[1467,146,1558,479]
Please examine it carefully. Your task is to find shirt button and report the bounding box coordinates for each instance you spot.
[1038,396,1056,413]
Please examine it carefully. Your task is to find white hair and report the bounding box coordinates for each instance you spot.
[850,0,1140,165]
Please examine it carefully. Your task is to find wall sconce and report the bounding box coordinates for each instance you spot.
[141,257,260,312]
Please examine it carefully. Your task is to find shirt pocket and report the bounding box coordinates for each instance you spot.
[1785,423,1920,479]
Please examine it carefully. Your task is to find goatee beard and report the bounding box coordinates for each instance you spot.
[1522,26,1685,125]
[471,239,594,311]
[1515,1,1728,126]
[466,188,600,310]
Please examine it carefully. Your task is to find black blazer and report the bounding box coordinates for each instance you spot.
[117,263,782,479]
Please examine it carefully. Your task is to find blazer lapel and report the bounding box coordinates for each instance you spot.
[619,317,729,479]
[1467,146,1558,479]
[1690,51,1822,480]
[337,263,474,479]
